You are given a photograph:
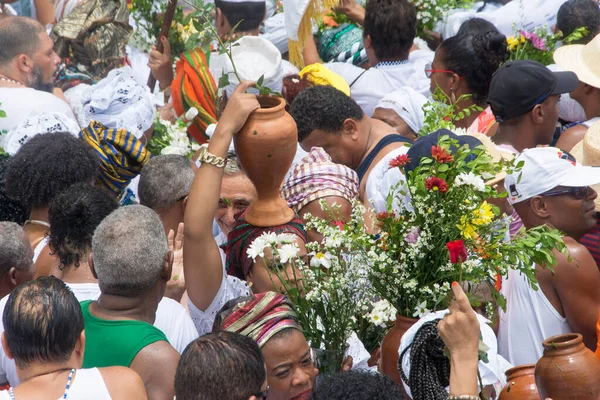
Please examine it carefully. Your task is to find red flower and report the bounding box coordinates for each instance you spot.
[495,273,502,291]
[431,145,454,163]
[389,154,411,169]
[447,240,468,264]
[333,221,345,230]
[376,211,396,221]
[425,177,448,193]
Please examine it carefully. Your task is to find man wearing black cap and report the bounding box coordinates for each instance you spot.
[488,60,579,154]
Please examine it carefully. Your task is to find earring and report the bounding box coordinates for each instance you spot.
[450,89,456,103]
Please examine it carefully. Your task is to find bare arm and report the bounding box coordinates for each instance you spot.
[34,0,55,25]
[302,32,323,66]
[552,239,600,350]
[183,81,260,311]
[335,0,365,25]
[101,366,148,400]
[555,125,586,152]
[130,341,180,400]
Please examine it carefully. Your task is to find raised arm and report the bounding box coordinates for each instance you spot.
[552,239,600,351]
[183,81,260,311]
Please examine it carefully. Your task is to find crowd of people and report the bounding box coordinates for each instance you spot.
[1,0,600,398]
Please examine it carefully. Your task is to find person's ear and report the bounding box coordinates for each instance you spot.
[531,104,545,124]
[15,54,31,73]
[363,34,372,51]
[342,118,360,140]
[74,330,86,360]
[1,333,13,361]
[162,251,174,281]
[529,196,551,219]
[6,268,18,289]
[216,8,226,30]
[88,253,98,280]
[181,195,189,214]
[583,83,595,95]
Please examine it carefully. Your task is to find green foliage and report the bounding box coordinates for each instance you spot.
[419,86,483,137]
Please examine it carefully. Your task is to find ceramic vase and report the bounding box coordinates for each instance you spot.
[535,333,600,400]
[380,315,418,385]
[234,95,297,227]
[498,364,539,399]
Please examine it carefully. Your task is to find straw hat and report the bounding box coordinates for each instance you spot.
[554,34,600,89]
[570,119,600,209]
[461,131,515,187]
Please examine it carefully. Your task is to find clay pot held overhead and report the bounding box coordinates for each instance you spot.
[535,333,600,400]
[498,364,539,399]
[234,95,297,227]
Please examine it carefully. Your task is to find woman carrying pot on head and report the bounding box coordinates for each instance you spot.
[426,29,508,135]
[182,81,370,373]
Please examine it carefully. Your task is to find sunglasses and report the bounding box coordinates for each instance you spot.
[253,386,270,398]
[424,62,463,79]
[527,186,589,204]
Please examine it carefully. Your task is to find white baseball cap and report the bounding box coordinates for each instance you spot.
[505,147,600,204]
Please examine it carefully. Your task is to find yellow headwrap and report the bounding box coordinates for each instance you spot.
[299,63,351,96]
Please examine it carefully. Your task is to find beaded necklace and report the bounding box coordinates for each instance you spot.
[9,369,75,400]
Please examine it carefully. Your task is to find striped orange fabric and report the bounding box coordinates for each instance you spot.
[171,48,217,144]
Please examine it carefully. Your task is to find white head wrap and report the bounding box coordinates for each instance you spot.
[1,112,80,156]
[210,36,283,97]
[399,310,512,398]
[64,66,157,138]
[375,87,428,133]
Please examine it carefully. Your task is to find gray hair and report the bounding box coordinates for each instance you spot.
[92,205,168,296]
[225,151,244,176]
[138,155,195,211]
[0,222,32,276]
[0,17,44,66]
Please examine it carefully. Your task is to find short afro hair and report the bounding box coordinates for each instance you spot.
[289,86,364,142]
[557,0,600,43]
[0,155,27,224]
[310,371,405,400]
[48,184,118,269]
[4,132,98,210]
[363,0,417,61]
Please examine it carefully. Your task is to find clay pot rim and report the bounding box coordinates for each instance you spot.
[504,363,536,378]
[255,95,285,112]
[542,333,582,349]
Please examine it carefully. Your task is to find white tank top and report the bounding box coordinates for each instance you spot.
[0,368,112,399]
[582,117,600,128]
[32,236,49,264]
[498,268,571,366]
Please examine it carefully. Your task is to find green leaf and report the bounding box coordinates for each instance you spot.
[0,110,5,118]
[257,75,265,87]
[230,19,244,35]
[218,72,230,89]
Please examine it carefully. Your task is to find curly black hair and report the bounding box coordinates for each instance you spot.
[289,86,364,142]
[363,0,416,61]
[310,371,405,400]
[557,0,600,44]
[438,31,509,105]
[48,184,118,269]
[0,155,28,224]
[4,132,98,210]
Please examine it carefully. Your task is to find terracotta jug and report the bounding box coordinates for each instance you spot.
[234,95,297,227]
[498,364,539,399]
[535,333,600,400]
[379,314,417,385]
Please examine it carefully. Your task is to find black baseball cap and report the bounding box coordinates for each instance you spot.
[405,129,482,174]
[488,60,579,122]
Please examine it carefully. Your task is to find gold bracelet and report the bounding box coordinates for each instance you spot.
[448,395,479,400]
[197,144,226,168]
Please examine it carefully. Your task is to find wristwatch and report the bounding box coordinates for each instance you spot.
[197,144,227,168]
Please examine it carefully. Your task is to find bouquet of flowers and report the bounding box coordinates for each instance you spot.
[369,134,567,318]
[146,108,201,158]
[507,26,589,66]
[419,87,483,138]
[413,0,475,37]
[249,203,377,374]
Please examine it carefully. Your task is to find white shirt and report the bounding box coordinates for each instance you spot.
[325,49,433,117]
[0,284,198,386]
[0,368,112,400]
[365,146,412,214]
[498,268,572,366]
[0,88,77,132]
[187,275,372,371]
[441,0,568,38]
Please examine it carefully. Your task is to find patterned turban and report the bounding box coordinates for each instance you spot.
[171,48,218,144]
[80,121,151,196]
[222,209,307,280]
[216,291,301,348]
[281,147,359,213]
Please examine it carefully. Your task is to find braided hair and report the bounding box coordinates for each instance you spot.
[399,319,450,400]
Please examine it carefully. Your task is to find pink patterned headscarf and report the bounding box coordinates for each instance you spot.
[281,147,359,213]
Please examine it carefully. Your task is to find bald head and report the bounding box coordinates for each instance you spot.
[0,16,45,66]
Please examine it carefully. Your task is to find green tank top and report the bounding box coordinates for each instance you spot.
[80,300,169,368]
